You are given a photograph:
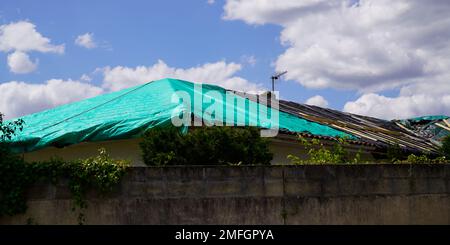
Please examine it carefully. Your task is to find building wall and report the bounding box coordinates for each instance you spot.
[22,136,377,166]
[269,135,377,164]
[23,138,147,166]
[1,165,448,225]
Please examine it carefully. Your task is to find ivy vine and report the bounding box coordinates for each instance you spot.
[1,113,130,224]
[0,146,130,224]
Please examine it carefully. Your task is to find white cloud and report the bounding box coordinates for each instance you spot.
[224,0,450,117]
[7,51,38,74]
[101,59,263,92]
[75,33,96,49]
[241,55,257,67]
[224,0,335,25]
[344,76,450,119]
[0,21,64,53]
[0,59,265,119]
[344,93,450,120]
[0,79,103,119]
[80,74,92,82]
[224,0,450,92]
[207,0,215,5]
[305,95,329,108]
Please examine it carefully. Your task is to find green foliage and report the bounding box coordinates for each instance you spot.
[441,135,450,157]
[0,144,130,224]
[61,148,129,224]
[140,126,187,166]
[0,113,24,142]
[0,146,33,216]
[0,114,30,215]
[394,154,448,164]
[288,135,449,165]
[404,154,430,164]
[386,143,408,162]
[140,126,273,166]
[288,136,361,165]
[2,111,130,223]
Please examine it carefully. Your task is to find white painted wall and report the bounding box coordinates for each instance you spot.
[22,136,376,165]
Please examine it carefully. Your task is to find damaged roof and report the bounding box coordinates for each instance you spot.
[394,116,450,145]
[5,78,351,153]
[4,78,446,155]
[235,91,445,154]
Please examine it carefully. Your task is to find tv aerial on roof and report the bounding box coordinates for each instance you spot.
[271,71,287,92]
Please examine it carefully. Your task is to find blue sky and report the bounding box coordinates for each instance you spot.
[1,0,449,119]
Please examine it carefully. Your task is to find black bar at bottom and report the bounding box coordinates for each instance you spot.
[0,225,448,243]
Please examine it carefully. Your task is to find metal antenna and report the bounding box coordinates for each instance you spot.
[271,71,287,92]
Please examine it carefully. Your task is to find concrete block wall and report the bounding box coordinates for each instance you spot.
[1,165,449,224]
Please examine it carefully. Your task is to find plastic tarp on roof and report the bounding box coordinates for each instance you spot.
[6,78,353,153]
[406,115,449,122]
[397,115,450,144]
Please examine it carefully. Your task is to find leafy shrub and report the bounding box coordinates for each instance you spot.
[386,144,408,162]
[1,142,129,224]
[391,135,450,164]
[140,126,273,166]
[0,113,29,215]
[394,154,448,164]
[1,113,128,223]
[0,145,32,216]
[288,136,361,165]
[0,113,24,142]
[441,135,450,157]
[60,148,129,223]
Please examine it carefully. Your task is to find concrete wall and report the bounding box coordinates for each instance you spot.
[1,164,449,225]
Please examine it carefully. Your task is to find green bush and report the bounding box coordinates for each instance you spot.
[0,113,30,215]
[386,143,408,162]
[394,154,448,164]
[1,112,130,224]
[0,113,24,142]
[0,144,32,216]
[441,135,450,157]
[0,147,130,223]
[288,136,361,165]
[140,126,273,166]
[58,148,130,223]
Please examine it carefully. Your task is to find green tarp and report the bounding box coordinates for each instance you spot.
[398,115,449,143]
[405,115,449,122]
[6,78,353,153]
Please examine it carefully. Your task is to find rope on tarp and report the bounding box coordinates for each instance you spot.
[31,81,154,134]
